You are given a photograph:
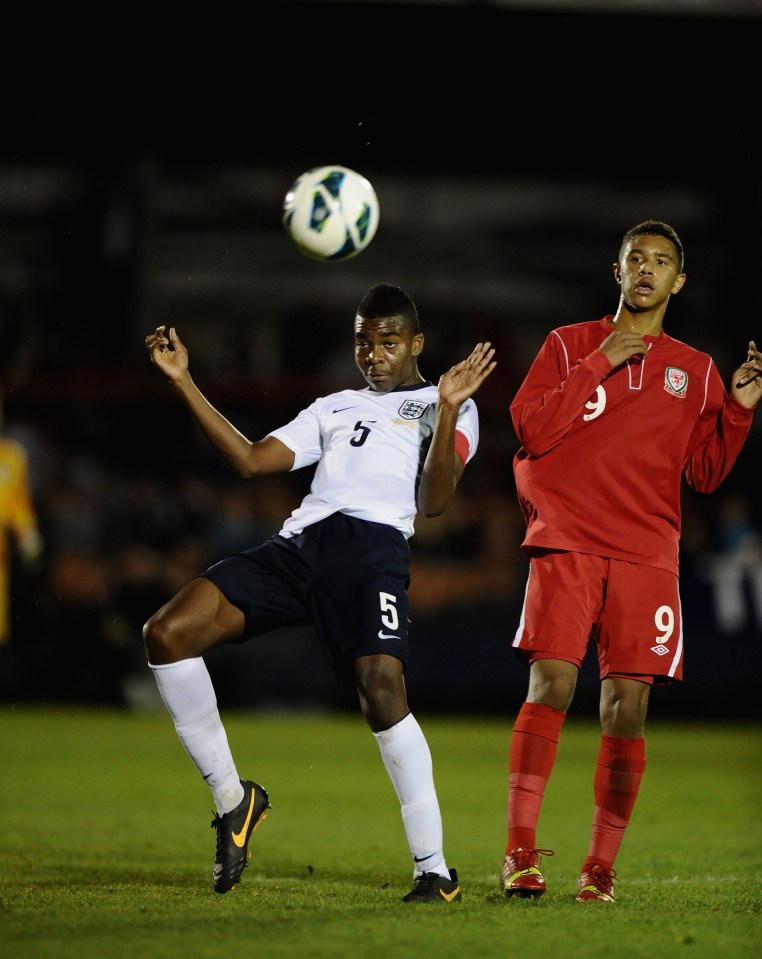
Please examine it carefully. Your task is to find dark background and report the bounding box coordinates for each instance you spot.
[1,1,760,717]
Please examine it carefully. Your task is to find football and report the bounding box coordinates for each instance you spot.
[282,165,379,261]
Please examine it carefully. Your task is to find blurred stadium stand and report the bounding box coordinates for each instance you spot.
[0,1,759,716]
[307,0,759,13]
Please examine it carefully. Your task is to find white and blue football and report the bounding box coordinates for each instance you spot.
[282,165,379,261]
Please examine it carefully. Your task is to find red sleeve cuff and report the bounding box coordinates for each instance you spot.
[454,429,470,466]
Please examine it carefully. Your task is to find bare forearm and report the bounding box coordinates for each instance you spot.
[173,372,255,476]
[417,403,462,516]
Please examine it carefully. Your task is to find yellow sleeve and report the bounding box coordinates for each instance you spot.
[0,438,41,541]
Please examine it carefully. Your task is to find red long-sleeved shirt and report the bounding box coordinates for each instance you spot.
[511,316,754,574]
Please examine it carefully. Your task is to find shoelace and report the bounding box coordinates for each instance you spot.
[415,872,443,886]
[211,811,232,859]
[585,865,617,890]
[508,847,555,869]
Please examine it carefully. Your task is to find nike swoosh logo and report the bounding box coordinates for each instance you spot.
[378,630,400,640]
[414,855,433,863]
[333,406,356,413]
[232,790,256,847]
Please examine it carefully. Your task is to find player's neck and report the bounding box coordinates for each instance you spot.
[399,371,426,388]
[610,304,665,337]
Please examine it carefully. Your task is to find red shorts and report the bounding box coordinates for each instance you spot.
[512,549,683,685]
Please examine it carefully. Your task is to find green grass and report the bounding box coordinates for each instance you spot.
[0,706,759,958]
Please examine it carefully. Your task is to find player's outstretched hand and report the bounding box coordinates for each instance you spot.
[438,341,497,408]
[731,339,761,409]
[145,326,189,382]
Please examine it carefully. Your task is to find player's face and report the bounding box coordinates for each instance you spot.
[614,234,686,310]
[354,315,424,392]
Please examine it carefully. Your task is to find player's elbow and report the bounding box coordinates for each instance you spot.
[417,486,455,518]
[420,502,448,518]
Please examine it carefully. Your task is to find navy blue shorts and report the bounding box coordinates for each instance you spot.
[201,512,411,685]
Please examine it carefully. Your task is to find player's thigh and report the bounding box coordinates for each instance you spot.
[313,516,411,664]
[145,575,246,659]
[597,560,682,681]
[514,550,607,668]
[203,545,310,637]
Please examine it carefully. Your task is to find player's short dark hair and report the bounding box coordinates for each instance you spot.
[620,220,685,273]
[356,284,420,333]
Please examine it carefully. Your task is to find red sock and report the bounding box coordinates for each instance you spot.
[583,734,646,872]
[506,701,565,853]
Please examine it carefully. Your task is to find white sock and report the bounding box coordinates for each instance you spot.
[373,712,449,879]
[149,658,244,815]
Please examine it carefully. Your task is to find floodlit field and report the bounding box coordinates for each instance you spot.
[1,706,759,958]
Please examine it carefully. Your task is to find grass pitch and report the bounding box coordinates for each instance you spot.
[0,706,759,959]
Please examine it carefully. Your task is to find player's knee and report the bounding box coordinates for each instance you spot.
[528,662,577,711]
[355,661,407,731]
[599,680,649,736]
[143,609,184,664]
[364,687,404,727]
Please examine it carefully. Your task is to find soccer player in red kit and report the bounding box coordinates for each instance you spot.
[500,220,761,903]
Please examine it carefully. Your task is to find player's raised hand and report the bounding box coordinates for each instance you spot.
[145,326,189,382]
[732,339,761,408]
[438,341,497,408]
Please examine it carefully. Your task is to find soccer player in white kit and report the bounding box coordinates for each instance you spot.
[144,283,496,902]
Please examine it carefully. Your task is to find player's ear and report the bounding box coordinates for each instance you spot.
[613,262,621,284]
[671,272,687,295]
[412,332,424,356]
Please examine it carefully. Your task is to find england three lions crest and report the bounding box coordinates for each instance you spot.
[664,366,688,398]
[398,399,429,420]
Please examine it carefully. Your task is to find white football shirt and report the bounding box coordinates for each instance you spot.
[269,382,480,540]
